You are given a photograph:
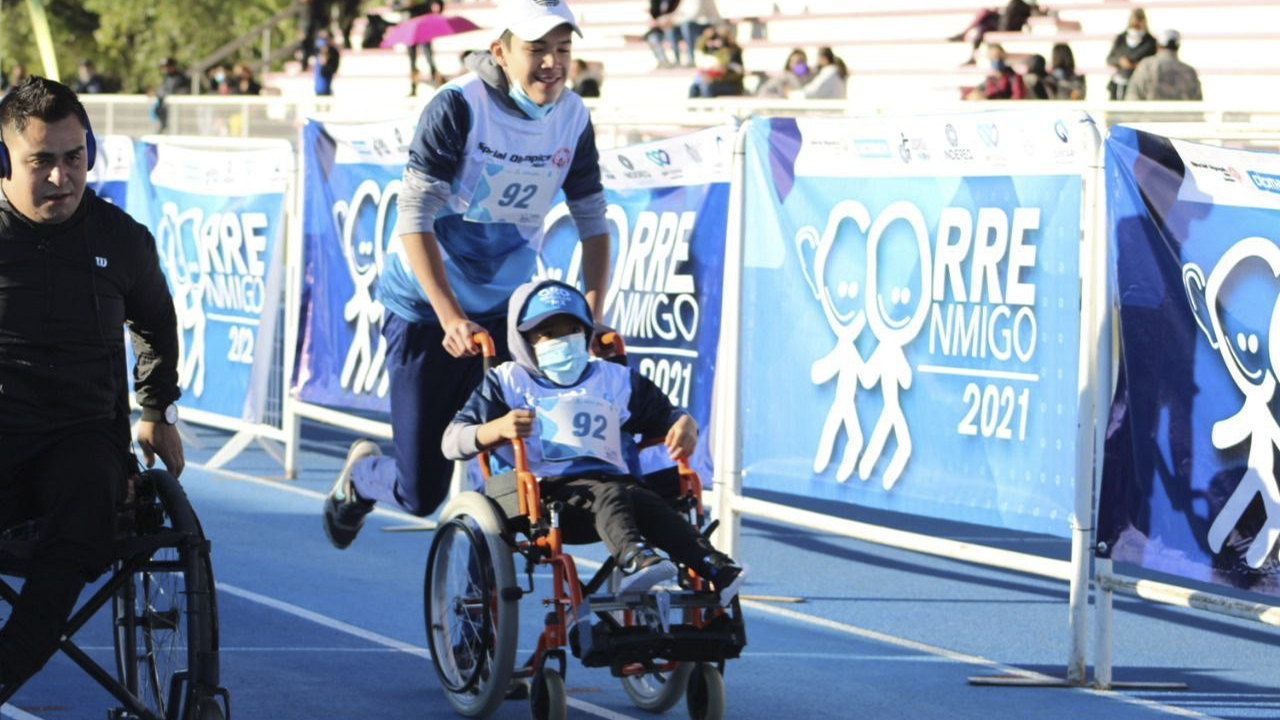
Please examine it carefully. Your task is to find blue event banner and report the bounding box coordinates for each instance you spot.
[126,138,291,421]
[1099,126,1280,597]
[737,116,1088,537]
[294,119,410,413]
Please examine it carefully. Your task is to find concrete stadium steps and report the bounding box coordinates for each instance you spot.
[261,0,1280,109]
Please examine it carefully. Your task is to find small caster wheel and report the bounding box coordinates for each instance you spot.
[686,663,725,720]
[531,667,567,720]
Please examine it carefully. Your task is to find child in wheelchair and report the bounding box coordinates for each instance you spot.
[442,279,745,604]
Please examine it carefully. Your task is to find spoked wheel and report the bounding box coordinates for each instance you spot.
[112,470,220,720]
[685,663,725,720]
[425,492,518,719]
[622,662,693,713]
[530,668,567,720]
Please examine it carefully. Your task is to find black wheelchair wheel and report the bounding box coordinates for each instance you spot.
[685,663,725,720]
[112,470,220,720]
[425,492,518,719]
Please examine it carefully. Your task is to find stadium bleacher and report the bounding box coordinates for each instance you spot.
[262,0,1280,108]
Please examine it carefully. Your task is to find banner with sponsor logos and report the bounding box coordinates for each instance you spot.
[1098,126,1280,596]
[87,135,134,209]
[736,113,1095,536]
[126,137,292,421]
[539,125,734,479]
[294,117,416,412]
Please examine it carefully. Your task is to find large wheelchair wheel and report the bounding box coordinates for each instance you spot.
[112,470,222,720]
[425,491,518,719]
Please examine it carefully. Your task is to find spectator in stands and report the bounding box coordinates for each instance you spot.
[949,0,1035,66]
[1022,54,1050,99]
[1126,29,1201,101]
[1105,8,1156,100]
[966,43,1026,99]
[7,65,29,92]
[314,32,341,96]
[401,1,446,96]
[1045,42,1085,100]
[688,24,743,98]
[72,61,105,95]
[795,47,847,100]
[338,0,365,49]
[300,0,335,71]
[645,0,681,68]
[755,48,811,98]
[152,57,189,133]
[207,65,232,95]
[231,64,262,95]
[658,0,723,68]
[568,59,601,98]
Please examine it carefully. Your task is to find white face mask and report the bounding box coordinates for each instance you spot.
[534,332,589,385]
[1126,29,1145,46]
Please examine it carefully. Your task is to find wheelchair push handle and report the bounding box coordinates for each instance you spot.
[597,331,625,358]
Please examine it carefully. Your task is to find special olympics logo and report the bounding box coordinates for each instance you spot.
[537,285,576,308]
[551,147,571,168]
[1054,120,1069,144]
[945,124,959,147]
[617,154,634,170]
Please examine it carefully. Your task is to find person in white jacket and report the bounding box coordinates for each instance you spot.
[794,46,847,100]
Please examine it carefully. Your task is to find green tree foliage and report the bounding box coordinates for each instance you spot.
[1,0,298,92]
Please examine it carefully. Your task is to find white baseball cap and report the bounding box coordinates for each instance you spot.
[494,0,582,42]
[1160,29,1181,47]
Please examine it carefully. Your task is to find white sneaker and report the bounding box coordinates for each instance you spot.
[617,559,678,595]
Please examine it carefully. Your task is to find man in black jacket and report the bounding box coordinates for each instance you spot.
[0,77,184,688]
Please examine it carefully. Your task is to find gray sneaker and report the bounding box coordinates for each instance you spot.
[617,552,678,595]
[323,439,381,549]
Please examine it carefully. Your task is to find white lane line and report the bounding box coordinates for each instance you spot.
[191,463,436,529]
[1,705,46,720]
[740,601,1219,720]
[198,464,1217,720]
[217,583,429,658]
[216,582,640,720]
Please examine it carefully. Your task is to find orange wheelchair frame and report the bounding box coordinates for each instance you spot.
[423,332,744,720]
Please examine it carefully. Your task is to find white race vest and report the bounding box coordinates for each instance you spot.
[449,75,590,232]
[496,361,634,476]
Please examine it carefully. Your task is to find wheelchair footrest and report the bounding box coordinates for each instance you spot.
[570,612,745,670]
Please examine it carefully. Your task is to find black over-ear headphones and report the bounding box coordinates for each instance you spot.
[0,109,97,179]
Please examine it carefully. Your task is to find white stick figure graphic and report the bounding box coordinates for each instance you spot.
[337,180,391,396]
[858,202,933,490]
[796,200,872,482]
[160,203,207,397]
[1184,237,1280,568]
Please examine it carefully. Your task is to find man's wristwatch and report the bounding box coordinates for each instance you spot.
[162,403,179,425]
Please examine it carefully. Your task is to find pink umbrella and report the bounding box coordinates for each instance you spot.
[380,14,481,47]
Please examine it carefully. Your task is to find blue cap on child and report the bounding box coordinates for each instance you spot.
[517,282,594,332]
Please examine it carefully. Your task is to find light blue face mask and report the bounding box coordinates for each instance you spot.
[508,77,557,120]
[535,332,589,386]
